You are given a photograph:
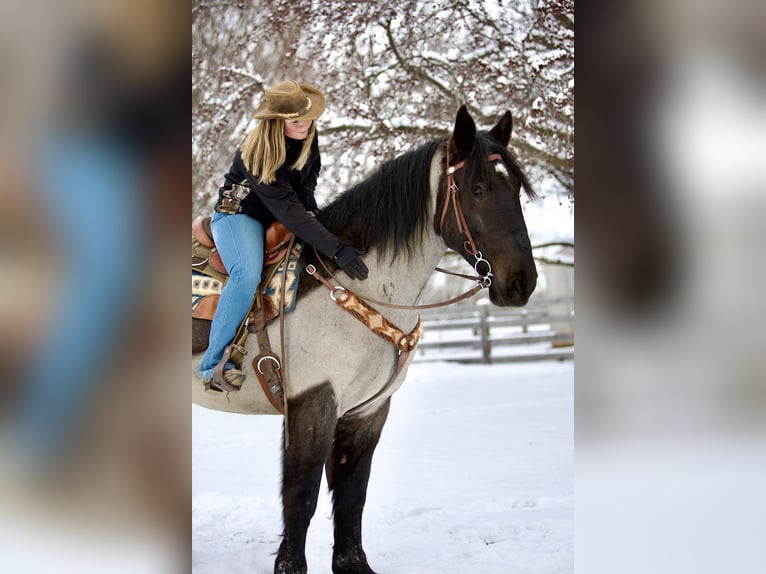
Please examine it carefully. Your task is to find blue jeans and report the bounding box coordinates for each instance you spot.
[199,211,265,379]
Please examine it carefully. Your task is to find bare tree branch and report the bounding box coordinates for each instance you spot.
[192,0,574,216]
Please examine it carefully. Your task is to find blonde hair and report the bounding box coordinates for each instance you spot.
[240,119,316,184]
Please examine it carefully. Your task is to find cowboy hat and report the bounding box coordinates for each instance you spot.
[253,80,326,121]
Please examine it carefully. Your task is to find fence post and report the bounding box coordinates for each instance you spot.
[479,305,491,363]
[522,309,529,333]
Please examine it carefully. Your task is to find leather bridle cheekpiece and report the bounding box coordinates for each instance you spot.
[440,147,504,288]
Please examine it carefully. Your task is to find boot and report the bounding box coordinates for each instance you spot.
[204,369,245,394]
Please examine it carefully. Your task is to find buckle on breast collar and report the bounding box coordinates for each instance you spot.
[330,286,347,302]
[256,355,281,374]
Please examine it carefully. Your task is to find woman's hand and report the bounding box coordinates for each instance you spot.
[303,194,317,212]
[334,245,369,280]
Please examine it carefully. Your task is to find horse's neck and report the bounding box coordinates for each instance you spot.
[360,230,446,305]
[345,150,447,326]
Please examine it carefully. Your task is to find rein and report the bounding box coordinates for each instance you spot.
[309,251,484,311]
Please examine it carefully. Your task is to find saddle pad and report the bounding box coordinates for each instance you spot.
[192,271,223,315]
[192,241,304,318]
[262,241,304,314]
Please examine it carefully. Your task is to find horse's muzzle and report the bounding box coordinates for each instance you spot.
[493,269,537,307]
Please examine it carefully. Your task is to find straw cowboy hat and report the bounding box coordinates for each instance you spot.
[253,80,326,121]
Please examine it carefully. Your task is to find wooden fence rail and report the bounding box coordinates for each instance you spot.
[413,296,574,364]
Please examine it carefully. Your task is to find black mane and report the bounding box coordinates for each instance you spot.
[315,132,536,262]
[317,139,442,260]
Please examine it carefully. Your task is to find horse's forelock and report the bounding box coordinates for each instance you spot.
[476,132,538,201]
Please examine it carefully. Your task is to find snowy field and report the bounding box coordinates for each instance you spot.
[193,360,573,574]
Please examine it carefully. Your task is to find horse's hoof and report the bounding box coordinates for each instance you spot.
[274,553,307,574]
[332,552,378,574]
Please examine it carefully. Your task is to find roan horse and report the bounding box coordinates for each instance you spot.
[192,105,537,574]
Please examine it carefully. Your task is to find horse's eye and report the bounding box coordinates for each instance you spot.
[472,185,484,198]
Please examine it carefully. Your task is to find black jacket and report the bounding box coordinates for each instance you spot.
[217,134,341,258]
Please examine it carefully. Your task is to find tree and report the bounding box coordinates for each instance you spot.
[192,0,573,216]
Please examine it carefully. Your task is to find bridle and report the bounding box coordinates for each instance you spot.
[440,147,504,289]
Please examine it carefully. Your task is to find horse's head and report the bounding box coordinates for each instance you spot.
[437,106,538,307]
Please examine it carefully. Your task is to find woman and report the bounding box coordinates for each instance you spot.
[199,80,368,392]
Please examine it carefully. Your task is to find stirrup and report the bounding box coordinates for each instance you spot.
[203,381,223,395]
[204,367,246,394]
[211,343,247,392]
[213,369,246,392]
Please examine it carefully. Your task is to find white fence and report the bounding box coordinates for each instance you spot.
[413,296,574,364]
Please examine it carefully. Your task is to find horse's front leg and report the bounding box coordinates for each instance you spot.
[275,382,338,574]
[326,398,391,574]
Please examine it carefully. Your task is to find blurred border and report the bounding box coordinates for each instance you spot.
[576,2,765,573]
[0,1,189,572]
[4,0,763,571]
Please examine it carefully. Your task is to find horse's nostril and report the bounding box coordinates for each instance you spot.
[509,276,523,300]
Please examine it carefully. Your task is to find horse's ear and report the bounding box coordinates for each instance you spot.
[452,105,476,155]
[489,111,513,146]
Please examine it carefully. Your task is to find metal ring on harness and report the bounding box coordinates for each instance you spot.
[330,286,347,302]
[473,252,493,286]
[256,355,281,374]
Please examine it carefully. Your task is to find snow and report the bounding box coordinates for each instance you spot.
[193,360,573,573]
[523,193,574,245]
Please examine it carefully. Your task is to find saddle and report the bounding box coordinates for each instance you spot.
[192,215,301,412]
[192,216,299,322]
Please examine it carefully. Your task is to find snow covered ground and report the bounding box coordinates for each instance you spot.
[193,360,573,574]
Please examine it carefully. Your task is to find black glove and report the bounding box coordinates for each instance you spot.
[303,194,318,212]
[334,244,369,280]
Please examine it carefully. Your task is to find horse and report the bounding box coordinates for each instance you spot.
[192,105,538,574]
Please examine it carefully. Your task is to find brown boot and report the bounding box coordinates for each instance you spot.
[205,369,246,394]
